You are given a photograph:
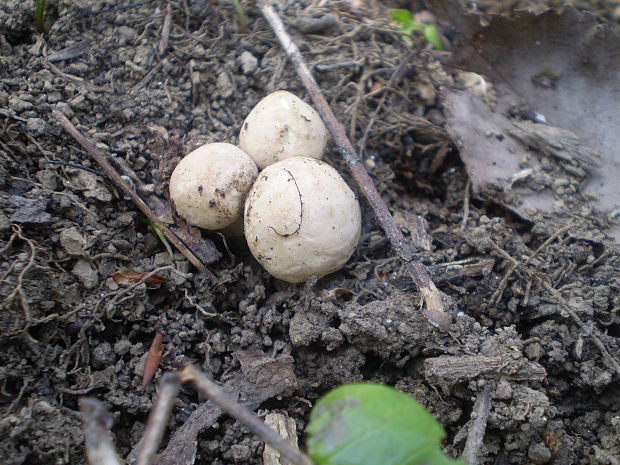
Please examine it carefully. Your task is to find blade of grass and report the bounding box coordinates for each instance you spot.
[231,0,248,33]
[145,219,174,258]
[35,0,47,33]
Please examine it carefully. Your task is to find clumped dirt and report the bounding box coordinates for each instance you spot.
[1,1,619,465]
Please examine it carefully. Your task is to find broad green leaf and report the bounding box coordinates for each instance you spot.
[306,383,465,465]
[389,9,413,26]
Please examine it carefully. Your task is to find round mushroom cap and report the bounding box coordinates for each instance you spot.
[244,157,361,283]
[239,90,328,170]
[170,143,258,230]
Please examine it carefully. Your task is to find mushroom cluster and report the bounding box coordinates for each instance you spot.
[168,90,361,283]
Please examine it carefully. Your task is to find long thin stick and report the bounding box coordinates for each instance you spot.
[180,365,313,465]
[135,373,181,465]
[79,398,123,465]
[52,110,220,286]
[256,1,450,330]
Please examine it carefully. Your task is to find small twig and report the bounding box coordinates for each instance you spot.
[180,365,313,465]
[257,0,450,330]
[460,179,471,231]
[490,241,620,376]
[426,256,495,284]
[487,225,570,308]
[52,110,221,288]
[135,373,181,465]
[542,281,620,375]
[79,398,123,465]
[523,225,572,266]
[358,51,417,158]
[42,159,103,177]
[158,5,172,56]
[462,383,494,465]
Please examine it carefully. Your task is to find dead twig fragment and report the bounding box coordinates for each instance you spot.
[542,281,620,376]
[142,332,165,390]
[135,373,181,465]
[263,413,299,465]
[256,0,451,330]
[91,358,297,465]
[427,256,495,284]
[51,110,221,287]
[158,5,172,56]
[79,398,123,465]
[424,355,545,386]
[148,381,238,465]
[462,383,494,465]
[460,179,471,231]
[180,365,313,465]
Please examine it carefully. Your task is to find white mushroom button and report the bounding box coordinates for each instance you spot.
[169,143,258,230]
[239,90,328,169]
[244,157,361,283]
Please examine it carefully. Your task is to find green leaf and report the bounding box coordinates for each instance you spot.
[306,383,465,465]
[401,23,418,36]
[424,24,443,50]
[389,9,413,26]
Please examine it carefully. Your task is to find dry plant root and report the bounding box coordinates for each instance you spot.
[0,225,37,335]
[0,224,60,336]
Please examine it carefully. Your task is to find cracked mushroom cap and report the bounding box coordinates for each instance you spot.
[169,143,258,230]
[244,157,361,283]
[239,90,328,169]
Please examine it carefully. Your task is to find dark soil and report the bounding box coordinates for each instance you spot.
[1,1,619,465]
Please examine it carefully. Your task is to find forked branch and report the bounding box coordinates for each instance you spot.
[81,367,312,465]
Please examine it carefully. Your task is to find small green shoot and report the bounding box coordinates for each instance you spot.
[35,0,47,33]
[389,9,442,50]
[230,0,249,33]
[144,219,174,259]
[306,383,465,465]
